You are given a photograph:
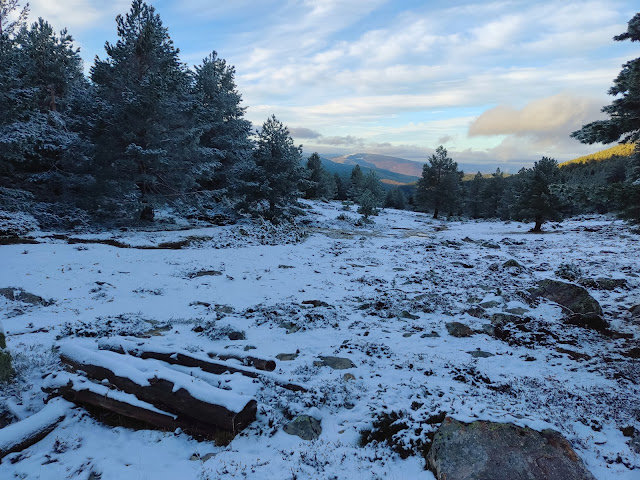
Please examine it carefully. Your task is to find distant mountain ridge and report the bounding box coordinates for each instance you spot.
[319,156,419,186]
[329,153,425,177]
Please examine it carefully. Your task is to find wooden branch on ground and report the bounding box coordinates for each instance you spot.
[0,399,70,461]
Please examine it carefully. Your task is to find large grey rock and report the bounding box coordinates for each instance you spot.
[0,287,53,306]
[531,280,602,316]
[315,356,355,369]
[283,415,322,440]
[427,417,596,480]
[446,322,475,338]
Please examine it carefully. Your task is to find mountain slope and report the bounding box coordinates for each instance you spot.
[560,144,636,167]
[319,156,419,185]
[329,153,424,177]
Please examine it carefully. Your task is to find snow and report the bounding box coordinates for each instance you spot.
[0,201,639,479]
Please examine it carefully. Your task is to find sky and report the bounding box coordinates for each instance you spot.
[19,0,640,171]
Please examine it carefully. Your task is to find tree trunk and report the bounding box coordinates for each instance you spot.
[433,208,439,219]
[532,218,543,232]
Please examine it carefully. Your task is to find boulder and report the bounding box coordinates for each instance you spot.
[531,280,602,316]
[446,322,475,338]
[314,356,355,369]
[427,417,596,480]
[283,415,322,440]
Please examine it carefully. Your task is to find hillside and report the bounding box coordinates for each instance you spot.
[320,156,420,186]
[560,143,636,167]
[329,153,425,177]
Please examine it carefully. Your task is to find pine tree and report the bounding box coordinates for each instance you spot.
[303,152,335,199]
[334,173,348,200]
[481,168,505,218]
[91,0,195,219]
[192,51,252,200]
[466,172,483,218]
[415,145,463,219]
[570,12,640,223]
[512,157,562,232]
[0,9,92,209]
[384,187,406,210]
[348,164,364,200]
[243,115,303,220]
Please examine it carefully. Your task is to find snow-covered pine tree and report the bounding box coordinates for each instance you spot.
[191,51,253,203]
[91,0,197,220]
[0,9,93,217]
[240,115,303,221]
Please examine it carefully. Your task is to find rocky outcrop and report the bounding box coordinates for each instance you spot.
[427,417,596,480]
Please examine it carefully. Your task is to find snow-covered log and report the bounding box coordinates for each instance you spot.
[98,339,307,392]
[0,398,70,461]
[207,349,276,372]
[58,344,257,433]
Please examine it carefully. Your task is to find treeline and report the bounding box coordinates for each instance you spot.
[0,1,309,227]
[313,145,640,231]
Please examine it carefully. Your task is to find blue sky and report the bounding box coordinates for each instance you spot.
[21,0,639,171]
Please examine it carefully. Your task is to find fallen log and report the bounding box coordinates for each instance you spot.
[42,373,224,439]
[207,349,276,372]
[98,339,307,392]
[59,344,256,433]
[0,398,70,461]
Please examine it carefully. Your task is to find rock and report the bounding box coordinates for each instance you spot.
[188,270,223,278]
[400,311,420,320]
[595,278,627,291]
[565,313,609,332]
[0,287,53,306]
[482,324,496,336]
[467,350,494,358]
[531,279,602,316]
[622,347,640,359]
[490,313,522,326]
[283,415,322,440]
[629,304,640,317]
[402,332,414,337]
[446,322,475,338]
[301,300,329,308]
[343,373,356,381]
[421,331,440,338]
[480,300,501,309]
[504,307,528,315]
[276,353,298,361]
[227,330,246,341]
[427,417,596,480]
[502,259,523,269]
[464,306,487,319]
[480,240,500,249]
[315,356,355,369]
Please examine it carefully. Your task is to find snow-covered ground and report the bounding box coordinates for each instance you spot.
[1,201,639,479]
